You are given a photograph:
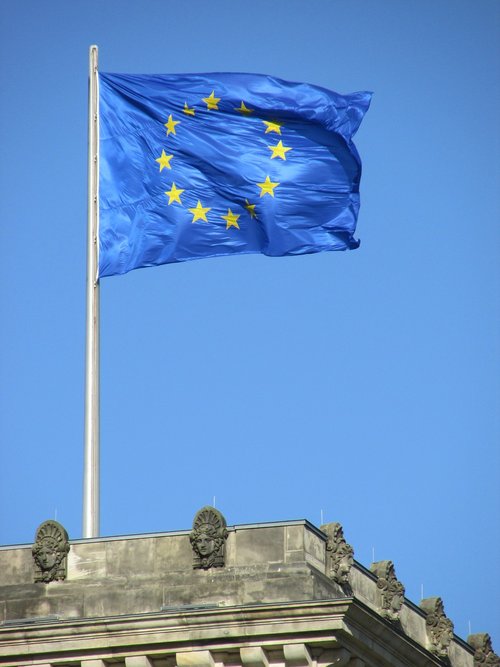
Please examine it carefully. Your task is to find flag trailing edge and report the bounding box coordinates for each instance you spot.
[98,71,372,278]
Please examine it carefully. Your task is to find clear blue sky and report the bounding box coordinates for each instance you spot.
[1,0,499,647]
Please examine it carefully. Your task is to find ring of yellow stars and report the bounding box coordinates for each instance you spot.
[165,183,184,205]
[188,200,211,223]
[235,101,253,115]
[244,199,257,219]
[263,120,282,135]
[164,114,180,136]
[183,102,195,116]
[268,140,292,160]
[257,175,280,198]
[155,149,173,171]
[202,91,220,110]
[221,208,240,230]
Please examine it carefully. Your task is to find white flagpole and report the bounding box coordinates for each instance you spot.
[83,45,100,538]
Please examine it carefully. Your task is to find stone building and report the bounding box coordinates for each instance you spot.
[0,508,497,667]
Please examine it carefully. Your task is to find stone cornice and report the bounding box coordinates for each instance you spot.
[0,519,479,667]
[0,598,467,667]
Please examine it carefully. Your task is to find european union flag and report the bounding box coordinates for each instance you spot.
[98,72,371,277]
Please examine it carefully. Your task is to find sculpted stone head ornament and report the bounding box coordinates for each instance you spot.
[468,634,500,667]
[370,560,405,623]
[190,506,228,570]
[32,520,70,583]
[420,597,454,659]
[321,522,354,588]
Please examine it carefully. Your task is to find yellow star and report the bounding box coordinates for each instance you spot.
[257,175,279,198]
[188,200,211,222]
[164,183,184,205]
[202,91,220,110]
[221,208,240,230]
[244,199,257,219]
[263,120,282,134]
[235,101,253,115]
[183,102,195,116]
[268,140,292,160]
[164,114,180,136]
[155,149,173,171]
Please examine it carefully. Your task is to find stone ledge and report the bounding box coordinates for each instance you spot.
[0,598,472,667]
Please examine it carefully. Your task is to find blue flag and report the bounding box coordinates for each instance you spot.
[98,72,371,277]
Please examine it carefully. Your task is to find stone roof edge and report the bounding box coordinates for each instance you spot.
[0,518,323,550]
[0,519,478,655]
[349,558,473,653]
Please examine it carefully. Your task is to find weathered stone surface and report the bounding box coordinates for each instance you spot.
[468,633,500,667]
[398,602,428,649]
[347,565,377,610]
[81,660,107,667]
[234,526,285,564]
[155,534,192,572]
[177,650,215,667]
[67,540,107,580]
[241,646,270,667]
[283,643,312,667]
[6,597,59,621]
[0,547,32,586]
[285,525,304,552]
[125,658,154,667]
[304,529,325,571]
[83,582,163,617]
[106,536,156,578]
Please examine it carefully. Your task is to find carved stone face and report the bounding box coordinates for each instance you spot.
[34,539,60,571]
[391,589,404,612]
[195,531,215,556]
[38,545,57,570]
[190,507,228,570]
[337,554,352,584]
[437,618,454,646]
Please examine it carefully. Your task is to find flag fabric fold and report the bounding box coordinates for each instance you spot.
[98,71,371,277]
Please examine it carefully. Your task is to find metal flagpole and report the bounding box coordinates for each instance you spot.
[83,45,100,538]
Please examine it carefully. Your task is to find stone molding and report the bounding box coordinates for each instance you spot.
[420,596,454,659]
[124,659,155,667]
[241,646,270,667]
[81,661,107,667]
[369,560,405,623]
[0,598,465,667]
[467,634,500,667]
[177,650,216,667]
